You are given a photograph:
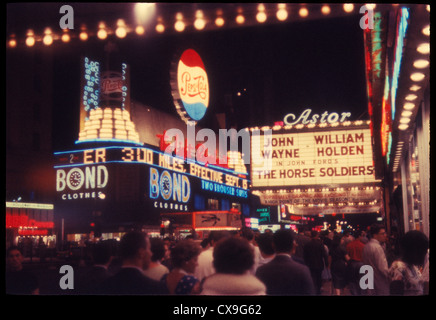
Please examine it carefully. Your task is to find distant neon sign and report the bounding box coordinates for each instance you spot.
[391,8,409,119]
[82,57,100,113]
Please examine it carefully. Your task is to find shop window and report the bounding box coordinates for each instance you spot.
[231,203,241,212]
[221,199,230,210]
[195,195,205,210]
[207,198,219,210]
[242,204,250,217]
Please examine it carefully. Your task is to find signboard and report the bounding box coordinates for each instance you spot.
[55,164,109,201]
[171,49,209,123]
[194,211,241,229]
[54,146,249,208]
[251,126,376,187]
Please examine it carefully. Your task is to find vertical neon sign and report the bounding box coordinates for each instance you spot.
[391,8,409,119]
[83,57,100,115]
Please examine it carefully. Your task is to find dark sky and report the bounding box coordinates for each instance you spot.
[9,4,368,150]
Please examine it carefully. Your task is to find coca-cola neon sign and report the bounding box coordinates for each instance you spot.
[171,49,210,123]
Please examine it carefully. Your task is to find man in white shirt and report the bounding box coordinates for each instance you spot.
[362,224,390,295]
[194,231,230,282]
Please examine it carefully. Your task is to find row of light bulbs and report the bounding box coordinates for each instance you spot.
[247,120,371,132]
[254,186,381,194]
[286,201,378,208]
[8,3,381,48]
[392,13,430,173]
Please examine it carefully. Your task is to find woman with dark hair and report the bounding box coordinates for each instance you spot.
[161,240,202,295]
[330,234,350,295]
[143,238,169,281]
[200,237,266,295]
[389,230,429,295]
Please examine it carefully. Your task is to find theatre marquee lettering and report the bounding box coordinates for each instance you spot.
[55,146,249,203]
[251,128,376,187]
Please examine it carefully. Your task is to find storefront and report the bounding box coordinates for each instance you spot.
[53,49,253,243]
[364,5,429,236]
[5,201,56,254]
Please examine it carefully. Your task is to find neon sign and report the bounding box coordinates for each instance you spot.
[150,167,191,211]
[283,109,351,125]
[171,49,209,123]
[56,165,108,200]
[82,57,100,113]
[391,8,409,119]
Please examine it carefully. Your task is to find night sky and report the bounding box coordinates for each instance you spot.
[9,4,368,151]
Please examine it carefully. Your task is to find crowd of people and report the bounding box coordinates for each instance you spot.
[5,223,429,296]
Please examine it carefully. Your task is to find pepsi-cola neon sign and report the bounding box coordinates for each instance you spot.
[171,49,210,123]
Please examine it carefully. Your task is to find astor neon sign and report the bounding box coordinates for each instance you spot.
[283,109,352,125]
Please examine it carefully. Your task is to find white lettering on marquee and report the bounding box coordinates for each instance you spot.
[283,109,351,125]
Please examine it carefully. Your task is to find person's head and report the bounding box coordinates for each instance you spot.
[213,237,254,275]
[399,230,429,266]
[149,238,166,263]
[369,224,387,243]
[6,246,24,271]
[92,241,113,266]
[200,238,210,250]
[241,227,255,242]
[256,232,275,257]
[273,229,295,254]
[355,230,367,241]
[170,240,202,273]
[118,231,152,269]
[311,230,319,239]
[332,234,342,248]
[208,230,230,247]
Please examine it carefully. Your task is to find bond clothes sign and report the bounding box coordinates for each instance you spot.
[171,49,209,123]
[56,165,109,200]
[251,127,376,187]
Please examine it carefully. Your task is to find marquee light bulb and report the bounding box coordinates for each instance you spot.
[215,16,225,27]
[321,5,331,15]
[116,20,127,38]
[9,38,17,48]
[194,10,206,30]
[175,20,185,32]
[79,32,88,41]
[97,28,108,40]
[417,43,430,54]
[276,4,288,21]
[413,59,429,69]
[26,29,35,47]
[156,22,165,33]
[236,14,245,24]
[43,28,53,46]
[256,11,267,23]
[135,25,145,35]
[61,30,70,42]
[410,72,425,82]
[299,7,309,17]
[343,4,354,12]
